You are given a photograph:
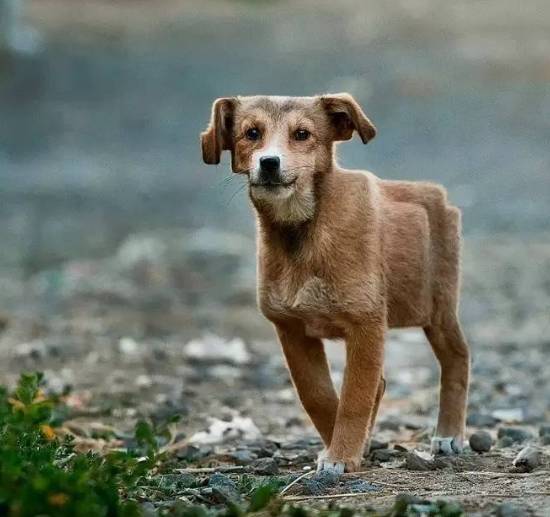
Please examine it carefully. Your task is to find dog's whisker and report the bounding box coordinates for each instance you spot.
[225,182,248,206]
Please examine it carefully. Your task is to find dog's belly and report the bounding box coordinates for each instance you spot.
[301,317,345,339]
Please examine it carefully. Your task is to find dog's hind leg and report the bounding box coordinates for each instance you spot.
[365,375,385,453]
[424,317,470,455]
[276,322,339,448]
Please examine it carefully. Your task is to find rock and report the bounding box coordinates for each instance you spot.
[176,444,212,462]
[229,449,257,465]
[188,415,261,445]
[118,337,143,357]
[404,451,433,471]
[183,334,250,365]
[495,502,529,517]
[467,412,499,428]
[207,473,241,504]
[513,446,542,472]
[469,431,492,453]
[247,439,279,458]
[539,424,550,445]
[252,457,279,475]
[369,438,389,451]
[497,427,533,446]
[369,448,401,463]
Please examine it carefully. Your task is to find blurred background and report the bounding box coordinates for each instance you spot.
[0,0,549,482]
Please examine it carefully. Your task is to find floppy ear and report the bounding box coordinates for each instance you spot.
[320,93,376,144]
[201,97,237,164]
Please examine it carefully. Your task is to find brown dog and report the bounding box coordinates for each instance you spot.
[201,94,470,473]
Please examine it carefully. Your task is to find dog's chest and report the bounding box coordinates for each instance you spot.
[260,275,349,338]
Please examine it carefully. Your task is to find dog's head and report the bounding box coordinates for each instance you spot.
[201,94,376,223]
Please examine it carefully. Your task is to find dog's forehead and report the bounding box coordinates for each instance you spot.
[237,96,318,118]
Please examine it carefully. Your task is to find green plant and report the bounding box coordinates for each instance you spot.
[0,372,154,516]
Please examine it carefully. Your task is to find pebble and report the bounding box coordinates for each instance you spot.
[497,427,533,446]
[513,445,542,472]
[370,448,402,463]
[251,457,279,475]
[404,451,433,471]
[368,438,389,451]
[469,430,493,453]
[207,473,241,504]
[229,449,257,465]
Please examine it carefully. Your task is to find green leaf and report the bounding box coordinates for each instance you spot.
[247,484,278,512]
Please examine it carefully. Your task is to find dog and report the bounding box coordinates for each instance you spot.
[200,93,470,473]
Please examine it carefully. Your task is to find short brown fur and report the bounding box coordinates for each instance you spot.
[201,94,470,472]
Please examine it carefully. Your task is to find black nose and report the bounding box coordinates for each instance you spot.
[259,156,280,174]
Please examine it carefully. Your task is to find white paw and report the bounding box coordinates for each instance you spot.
[431,436,463,455]
[316,448,346,474]
[317,458,346,474]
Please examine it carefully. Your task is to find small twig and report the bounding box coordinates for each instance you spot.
[280,470,315,495]
[175,466,246,474]
[284,489,550,503]
[284,491,378,502]
[458,470,550,478]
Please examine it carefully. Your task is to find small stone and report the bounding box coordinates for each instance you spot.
[404,451,432,471]
[495,502,529,517]
[229,448,257,465]
[469,431,492,453]
[252,457,279,475]
[369,448,401,463]
[207,473,241,504]
[497,427,533,446]
[176,444,212,462]
[369,438,389,451]
[513,446,542,472]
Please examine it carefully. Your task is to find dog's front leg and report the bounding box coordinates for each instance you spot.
[275,322,339,447]
[318,322,385,473]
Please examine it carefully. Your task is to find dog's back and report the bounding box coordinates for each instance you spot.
[379,179,462,328]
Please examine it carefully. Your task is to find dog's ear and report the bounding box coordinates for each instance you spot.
[320,93,376,144]
[201,97,237,164]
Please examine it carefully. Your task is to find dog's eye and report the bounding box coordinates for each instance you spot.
[294,129,310,141]
[245,127,262,141]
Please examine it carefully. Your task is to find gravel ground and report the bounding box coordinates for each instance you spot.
[0,229,549,515]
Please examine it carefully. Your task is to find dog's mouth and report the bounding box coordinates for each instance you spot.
[249,178,297,189]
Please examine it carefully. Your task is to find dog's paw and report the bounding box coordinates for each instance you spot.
[431,436,463,455]
[317,458,346,474]
[316,449,360,473]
